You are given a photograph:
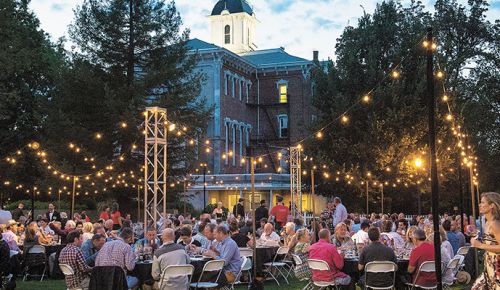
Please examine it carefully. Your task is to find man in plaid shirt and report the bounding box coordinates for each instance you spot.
[59,230,92,289]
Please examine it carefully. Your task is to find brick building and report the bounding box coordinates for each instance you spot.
[187,0,325,213]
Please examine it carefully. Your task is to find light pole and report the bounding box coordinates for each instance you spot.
[201,163,207,208]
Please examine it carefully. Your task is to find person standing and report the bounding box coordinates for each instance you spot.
[11,203,24,222]
[99,206,111,221]
[110,203,122,230]
[59,231,92,290]
[332,197,347,228]
[46,203,61,222]
[270,196,289,231]
[255,200,269,228]
[232,198,245,219]
[471,192,500,289]
[152,228,191,290]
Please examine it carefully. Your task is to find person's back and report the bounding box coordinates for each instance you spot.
[359,241,397,287]
[409,240,436,286]
[152,233,190,290]
[95,239,134,270]
[309,238,345,282]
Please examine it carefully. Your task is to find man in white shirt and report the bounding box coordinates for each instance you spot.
[333,197,348,227]
[259,223,280,245]
[351,220,370,245]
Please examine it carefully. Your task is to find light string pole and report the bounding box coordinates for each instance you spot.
[426,27,443,290]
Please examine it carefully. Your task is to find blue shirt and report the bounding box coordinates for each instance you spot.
[215,237,242,274]
[352,223,361,233]
[447,231,460,255]
[81,239,99,266]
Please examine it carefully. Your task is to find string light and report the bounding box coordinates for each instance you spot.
[391,70,400,79]
[436,71,444,79]
[316,132,323,139]
[362,95,371,103]
[96,133,102,139]
[442,95,449,102]
[341,115,349,124]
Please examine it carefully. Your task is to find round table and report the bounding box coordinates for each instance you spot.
[254,246,279,277]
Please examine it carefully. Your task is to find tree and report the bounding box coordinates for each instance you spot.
[0,0,64,196]
[308,0,498,213]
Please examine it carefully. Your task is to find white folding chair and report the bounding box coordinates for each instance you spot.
[307,259,340,290]
[59,264,83,290]
[406,261,437,290]
[455,246,469,271]
[263,246,290,285]
[364,261,397,290]
[238,254,253,284]
[23,245,46,281]
[221,256,248,290]
[442,256,463,289]
[190,259,225,289]
[239,248,253,258]
[159,264,194,289]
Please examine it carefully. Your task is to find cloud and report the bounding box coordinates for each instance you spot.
[29,0,500,61]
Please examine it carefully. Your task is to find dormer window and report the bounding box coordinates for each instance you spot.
[224,25,231,44]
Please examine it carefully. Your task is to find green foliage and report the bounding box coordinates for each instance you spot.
[4,199,95,211]
[308,0,498,213]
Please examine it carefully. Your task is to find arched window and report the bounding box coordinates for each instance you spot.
[224,25,231,44]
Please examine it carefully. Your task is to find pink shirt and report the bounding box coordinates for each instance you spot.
[308,239,347,281]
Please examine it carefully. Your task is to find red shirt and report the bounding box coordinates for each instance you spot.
[409,242,436,287]
[99,211,110,220]
[111,211,121,225]
[309,239,347,281]
[270,204,289,223]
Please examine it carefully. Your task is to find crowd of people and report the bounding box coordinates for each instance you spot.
[0,192,499,289]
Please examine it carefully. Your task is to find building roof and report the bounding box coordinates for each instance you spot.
[211,0,253,16]
[187,38,219,51]
[240,48,311,66]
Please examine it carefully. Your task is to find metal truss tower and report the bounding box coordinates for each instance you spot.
[290,146,302,217]
[144,107,167,230]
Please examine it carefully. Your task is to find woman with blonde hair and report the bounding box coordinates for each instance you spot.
[472,192,500,289]
[293,228,311,280]
[82,222,94,242]
[404,226,418,250]
[331,222,354,250]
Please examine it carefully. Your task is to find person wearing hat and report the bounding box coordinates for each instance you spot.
[1,220,19,251]
[232,198,245,219]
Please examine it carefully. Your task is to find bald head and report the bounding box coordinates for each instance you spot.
[318,228,331,241]
[162,228,175,243]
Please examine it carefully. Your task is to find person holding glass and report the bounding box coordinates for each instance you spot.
[471,192,500,289]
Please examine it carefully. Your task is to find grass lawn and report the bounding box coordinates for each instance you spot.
[16,278,473,290]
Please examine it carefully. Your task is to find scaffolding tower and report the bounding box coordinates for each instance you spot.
[144,107,167,231]
[290,146,302,217]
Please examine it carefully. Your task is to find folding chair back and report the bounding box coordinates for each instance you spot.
[456,246,470,256]
[28,245,46,254]
[276,246,290,256]
[202,259,225,272]
[291,254,303,265]
[307,259,330,271]
[239,248,253,258]
[365,261,397,289]
[59,264,74,276]
[241,256,252,271]
[160,265,194,289]
[411,261,437,290]
[191,260,225,289]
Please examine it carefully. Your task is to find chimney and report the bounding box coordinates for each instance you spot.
[313,50,319,62]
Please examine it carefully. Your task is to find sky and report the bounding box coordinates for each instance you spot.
[30,0,500,60]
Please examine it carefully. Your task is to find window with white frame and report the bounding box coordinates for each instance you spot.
[224,25,231,44]
[278,114,288,138]
[276,80,288,103]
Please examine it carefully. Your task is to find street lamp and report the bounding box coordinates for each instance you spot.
[200,163,207,208]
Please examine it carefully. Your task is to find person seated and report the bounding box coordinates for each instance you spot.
[50,220,76,245]
[309,229,351,286]
[351,220,370,246]
[95,227,138,289]
[407,229,436,287]
[203,225,242,285]
[1,220,19,251]
[177,226,201,248]
[380,220,405,249]
[134,227,161,252]
[256,218,267,237]
[81,234,106,266]
[358,227,397,289]
[39,217,54,236]
[283,222,297,249]
[293,228,311,280]
[151,228,190,289]
[259,223,280,245]
[192,222,208,248]
[82,222,94,242]
[331,222,354,250]
[229,222,250,247]
[59,230,92,290]
[397,219,409,238]
[190,223,217,255]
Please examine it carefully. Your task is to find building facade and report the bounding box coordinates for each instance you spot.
[187,0,325,213]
